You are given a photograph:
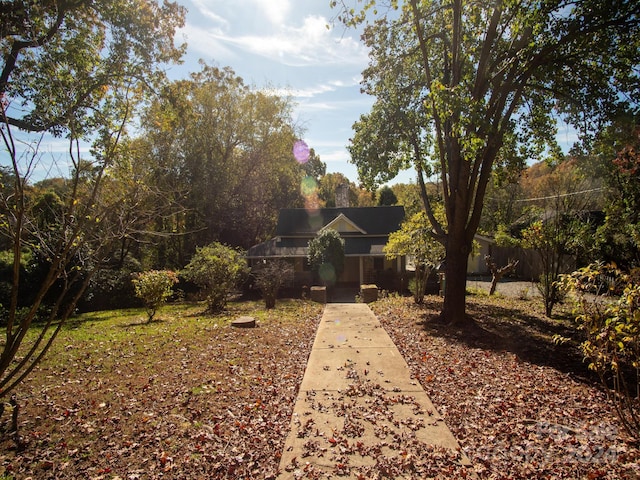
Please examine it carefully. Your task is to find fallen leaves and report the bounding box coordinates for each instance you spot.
[283,360,472,479]
[3,294,639,479]
[374,294,640,479]
[0,300,322,479]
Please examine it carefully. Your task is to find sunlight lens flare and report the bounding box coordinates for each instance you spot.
[293,140,310,163]
[318,262,336,286]
[300,176,317,197]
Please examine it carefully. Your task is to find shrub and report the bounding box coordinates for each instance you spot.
[384,211,444,304]
[132,270,179,322]
[308,229,344,286]
[253,259,294,309]
[182,243,249,312]
[81,255,142,311]
[562,263,640,440]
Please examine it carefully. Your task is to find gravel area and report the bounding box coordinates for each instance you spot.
[466,277,540,298]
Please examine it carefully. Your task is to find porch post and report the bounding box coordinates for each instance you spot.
[359,257,364,285]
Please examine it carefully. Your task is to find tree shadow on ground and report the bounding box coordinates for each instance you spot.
[419,295,595,383]
[63,308,142,330]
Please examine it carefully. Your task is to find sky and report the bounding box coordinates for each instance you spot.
[169,0,415,185]
[4,0,580,185]
[171,0,582,185]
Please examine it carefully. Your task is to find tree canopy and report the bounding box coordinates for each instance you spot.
[1,0,185,135]
[137,65,306,253]
[338,0,640,323]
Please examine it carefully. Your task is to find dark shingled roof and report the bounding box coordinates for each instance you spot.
[247,206,406,259]
[275,206,405,236]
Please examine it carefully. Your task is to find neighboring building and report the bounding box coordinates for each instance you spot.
[467,234,494,274]
[247,206,406,288]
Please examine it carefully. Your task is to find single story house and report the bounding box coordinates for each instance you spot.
[247,206,406,288]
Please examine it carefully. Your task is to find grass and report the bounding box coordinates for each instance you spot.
[0,298,324,479]
[1,294,637,479]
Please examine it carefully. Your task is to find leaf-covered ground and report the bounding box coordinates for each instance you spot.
[373,293,640,479]
[1,293,639,479]
[0,300,323,479]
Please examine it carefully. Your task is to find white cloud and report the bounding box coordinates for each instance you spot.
[250,0,291,26]
[179,23,239,61]
[185,0,292,32]
[299,102,339,111]
[183,7,367,67]
[190,0,230,27]
[291,84,338,98]
[318,148,350,163]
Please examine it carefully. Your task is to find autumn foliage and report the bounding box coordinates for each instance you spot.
[563,263,640,440]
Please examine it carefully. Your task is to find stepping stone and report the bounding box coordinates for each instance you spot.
[231,316,256,328]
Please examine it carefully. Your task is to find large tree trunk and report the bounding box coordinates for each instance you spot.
[441,235,471,325]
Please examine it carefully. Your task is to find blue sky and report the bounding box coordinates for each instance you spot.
[5,0,579,185]
[171,0,415,185]
[171,0,580,184]
[4,0,400,185]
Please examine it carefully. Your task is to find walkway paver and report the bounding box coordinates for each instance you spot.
[277,303,474,479]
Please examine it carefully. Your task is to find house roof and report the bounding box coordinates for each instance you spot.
[247,206,405,259]
[275,206,405,237]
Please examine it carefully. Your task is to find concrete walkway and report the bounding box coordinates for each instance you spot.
[278,303,474,479]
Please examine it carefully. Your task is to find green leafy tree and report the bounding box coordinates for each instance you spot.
[390,183,423,217]
[0,0,185,410]
[182,243,249,312]
[308,229,345,287]
[377,185,397,206]
[337,0,640,325]
[138,65,305,251]
[384,211,445,304]
[301,148,327,181]
[1,0,185,133]
[253,260,294,309]
[132,270,178,322]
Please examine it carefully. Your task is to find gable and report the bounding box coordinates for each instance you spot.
[321,213,367,234]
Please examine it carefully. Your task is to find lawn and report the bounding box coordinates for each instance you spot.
[0,300,323,479]
[0,294,638,479]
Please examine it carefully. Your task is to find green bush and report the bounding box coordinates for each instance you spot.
[562,263,640,440]
[182,243,249,312]
[132,270,179,322]
[308,229,344,286]
[0,249,34,309]
[81,255,143,311]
